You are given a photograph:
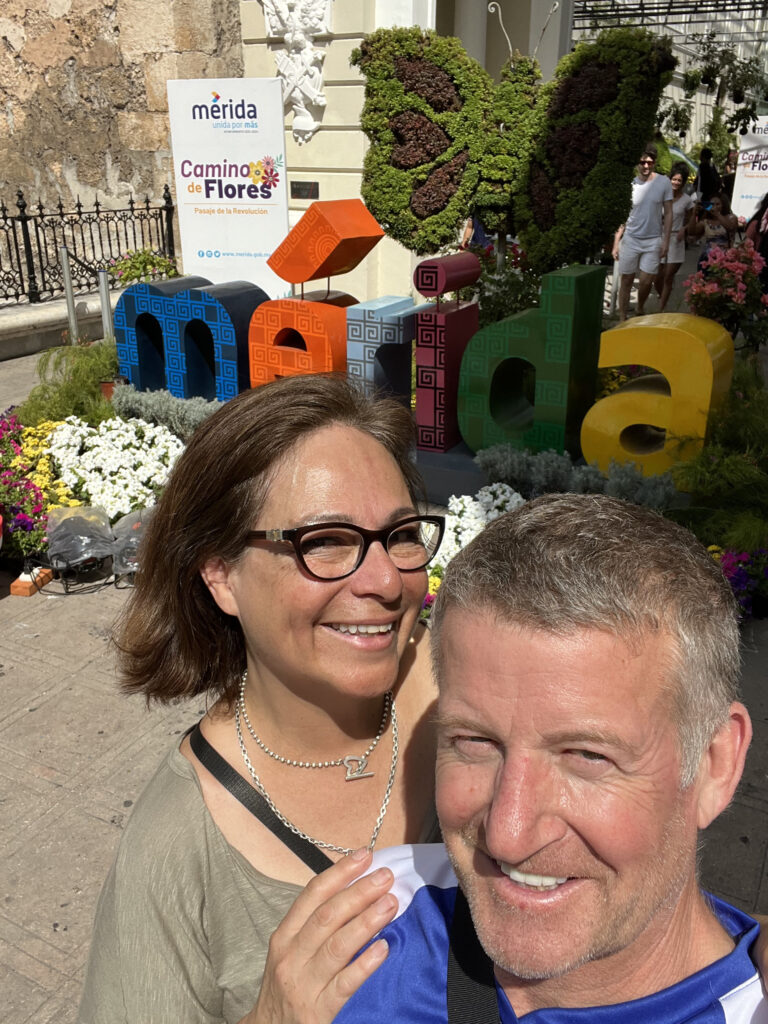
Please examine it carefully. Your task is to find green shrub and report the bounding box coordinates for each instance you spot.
[514,27,676,273]
[705,105,736,168]
[475,243,541,327]
[111,384,222,441]
[660,363,768,550]
[672,446,768,506]
[704,355,768,469]
[15,342,119,427]
[665,507,768,552]
[111,249,178,286]
[351,27,500,254]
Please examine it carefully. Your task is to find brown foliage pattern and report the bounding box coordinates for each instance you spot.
[393,56,463,112]
[410,151,469,218]
[390,111,451,169]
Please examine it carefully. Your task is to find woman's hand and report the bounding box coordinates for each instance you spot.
[241,849,397,1024]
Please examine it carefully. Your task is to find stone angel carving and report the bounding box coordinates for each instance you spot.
[262,0,333,144]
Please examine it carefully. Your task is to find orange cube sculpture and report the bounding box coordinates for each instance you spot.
[268,200,384,284]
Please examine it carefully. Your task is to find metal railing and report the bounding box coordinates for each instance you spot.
[0,186,176,304]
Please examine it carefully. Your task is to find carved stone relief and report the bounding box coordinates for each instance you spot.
[261,0,333,144]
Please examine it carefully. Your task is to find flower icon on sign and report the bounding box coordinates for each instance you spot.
[263,168,280,188]
[249,160,264,184]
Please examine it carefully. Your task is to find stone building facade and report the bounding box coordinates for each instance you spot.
[0,0,570,299]
[0,0,243,210]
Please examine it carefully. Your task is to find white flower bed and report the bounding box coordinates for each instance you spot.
[48,416,184,520]
[436,482,526,568]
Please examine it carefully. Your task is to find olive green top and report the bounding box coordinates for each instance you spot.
[78,738,440,1024]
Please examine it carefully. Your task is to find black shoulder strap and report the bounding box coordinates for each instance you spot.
[446,887,500,1023]
[188,721,334,874]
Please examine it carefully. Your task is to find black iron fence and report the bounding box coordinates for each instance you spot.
[0,186,176,304]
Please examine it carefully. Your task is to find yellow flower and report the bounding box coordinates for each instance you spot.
[47,498,82,511]
[707,544,723,562]
[428,575,442,595]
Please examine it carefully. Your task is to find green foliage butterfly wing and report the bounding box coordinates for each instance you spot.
[351,28,501,256]
[514,27,676,273]
[352,26,676,270]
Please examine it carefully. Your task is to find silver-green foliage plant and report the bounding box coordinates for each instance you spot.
[603,459,679,509]
[475,444,677,509]
[112,384,222,442]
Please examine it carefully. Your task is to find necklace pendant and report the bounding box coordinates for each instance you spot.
[343,755,374,781]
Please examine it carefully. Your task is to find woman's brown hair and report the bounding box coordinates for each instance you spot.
[116,373,423,706]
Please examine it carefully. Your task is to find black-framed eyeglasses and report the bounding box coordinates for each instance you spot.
[639,159,655,165]
[246,515,446,581]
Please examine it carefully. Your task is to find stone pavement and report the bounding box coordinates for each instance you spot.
[1,250,768,1023]
[0,581,202,1024]
[0,350,42,414]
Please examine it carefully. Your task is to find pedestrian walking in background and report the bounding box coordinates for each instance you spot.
[654,161,696,311]
[612,144,673,321]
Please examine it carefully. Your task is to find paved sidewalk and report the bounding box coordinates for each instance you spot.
[0,577,202,1023]
[0,351,42,413]
[1,253,768,1023]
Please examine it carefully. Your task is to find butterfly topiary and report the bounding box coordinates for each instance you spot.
[351,25,676,273]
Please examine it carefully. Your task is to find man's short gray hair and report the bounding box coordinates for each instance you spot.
[430,493,741,787]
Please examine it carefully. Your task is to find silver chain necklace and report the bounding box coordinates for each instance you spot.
[234,695,399,856]
[238,671,392,781]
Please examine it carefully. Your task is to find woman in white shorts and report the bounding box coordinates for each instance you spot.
[654,162,696,311]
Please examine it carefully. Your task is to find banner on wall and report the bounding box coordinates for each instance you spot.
[167,78,290,298]
[732,115,768,224]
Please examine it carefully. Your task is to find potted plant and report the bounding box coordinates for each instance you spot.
[99,374,130,401]
[684,239,768,351]
[110,249,178,286]
[16,341,120,427]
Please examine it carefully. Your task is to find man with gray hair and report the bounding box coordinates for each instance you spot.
[327,493,761,1024]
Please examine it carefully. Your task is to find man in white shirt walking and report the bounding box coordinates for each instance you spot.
[612,144,673,321]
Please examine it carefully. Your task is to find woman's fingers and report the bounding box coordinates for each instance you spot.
[321,934,391,1006]
[311,887,397,973]
[251,851,397,1023]
[301,890,397,1019]
[272,848,374,942]
[287,864,396,964]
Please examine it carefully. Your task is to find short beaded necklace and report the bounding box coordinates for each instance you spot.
[234,675,399,856]
[237,670,393,781]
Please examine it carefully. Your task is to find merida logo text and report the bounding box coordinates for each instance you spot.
[192,99,258,120]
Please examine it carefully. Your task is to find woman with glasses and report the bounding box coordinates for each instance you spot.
[79,374,445,1024]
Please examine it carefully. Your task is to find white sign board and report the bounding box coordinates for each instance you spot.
[167,78,290,298]
[732,116,768,225]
